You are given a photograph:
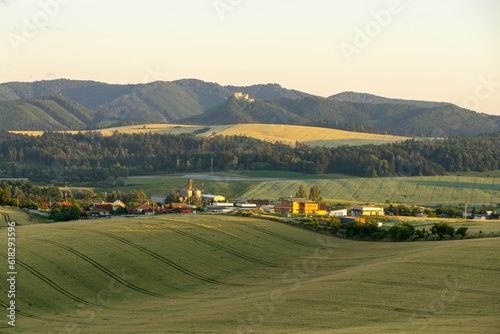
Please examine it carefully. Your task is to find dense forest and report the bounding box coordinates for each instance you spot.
[0,131,499,185]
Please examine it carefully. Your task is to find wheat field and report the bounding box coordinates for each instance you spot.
[202,123,410,146]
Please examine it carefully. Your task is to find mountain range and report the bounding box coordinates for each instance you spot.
[0,78,499,137]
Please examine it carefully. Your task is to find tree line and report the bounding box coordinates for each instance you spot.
[0,179,147,210]
[0,130,498,184]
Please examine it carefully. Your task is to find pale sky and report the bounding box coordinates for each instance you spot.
[1,0,499,115]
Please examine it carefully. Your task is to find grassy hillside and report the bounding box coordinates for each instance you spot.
[239,175,500,207]
[0,208,498,333]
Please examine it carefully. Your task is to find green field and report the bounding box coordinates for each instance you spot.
[96,173,500,208]
[239,175,500,207]
[0,207,499,333]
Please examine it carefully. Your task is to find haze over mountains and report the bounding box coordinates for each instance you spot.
[1,79,499,137]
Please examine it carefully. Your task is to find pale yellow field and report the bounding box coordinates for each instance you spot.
[206,123,410,146]
[11,123,410,147]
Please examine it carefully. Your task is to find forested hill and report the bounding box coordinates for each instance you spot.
[329,91,448,108]
[0,130,498,184]
[1,79,499,137]
[0,95,95,130]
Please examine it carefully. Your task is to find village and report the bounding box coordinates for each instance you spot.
[32,177,497,223]
[77,178,386,223]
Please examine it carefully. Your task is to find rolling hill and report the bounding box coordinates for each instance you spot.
[1,208,499,333]
[330,91,448,108]
[1,79,499,136]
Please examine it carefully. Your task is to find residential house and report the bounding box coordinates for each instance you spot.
[88,201,125,215]
[328,208,348,217]
[130,202,154,214]
[49,201,73,209]
[88,203,113,216]
[351,206,384,216]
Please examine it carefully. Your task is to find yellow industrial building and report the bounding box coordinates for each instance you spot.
[278,197,327,215]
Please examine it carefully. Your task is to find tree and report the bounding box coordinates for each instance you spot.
[66,204,82,221]
[308,184,322,201]
[430,222,455,239]
[389,222,415,241]
[296,184,307,198]
[165,191,181,204]
[21,199,39,209]
[47,186,61,202]
[456,227,468,237]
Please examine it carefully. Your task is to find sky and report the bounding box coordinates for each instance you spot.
[1,0,499,115]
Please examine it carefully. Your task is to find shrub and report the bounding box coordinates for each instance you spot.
[430,222,455,239]
[415,228,428,239]
[456,227,468,237]
[340,221,380,240]
[328,218,340,232]
[369,231,389,241]
[389,222,415,241]
[426,234,441,241]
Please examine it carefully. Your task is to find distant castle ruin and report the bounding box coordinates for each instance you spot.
[234,92,255,103]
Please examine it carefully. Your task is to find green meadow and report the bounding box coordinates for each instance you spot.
[102,172,500,208]
[239,175,500,207]
[0,207,499,333]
